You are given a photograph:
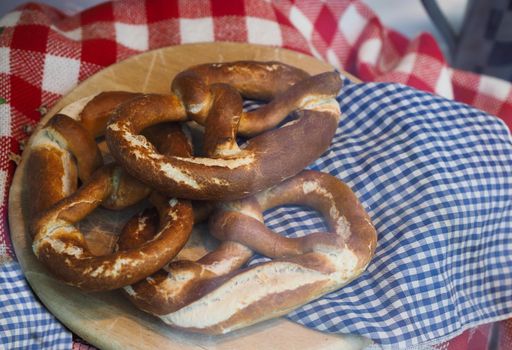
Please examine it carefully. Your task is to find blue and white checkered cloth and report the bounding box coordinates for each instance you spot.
[249,79,512,349]
[0,261,71,349]
[2,78,511,349]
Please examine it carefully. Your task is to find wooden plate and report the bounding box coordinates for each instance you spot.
[8,43,370,350]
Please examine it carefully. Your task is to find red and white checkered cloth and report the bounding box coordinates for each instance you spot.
[0,0,511,349]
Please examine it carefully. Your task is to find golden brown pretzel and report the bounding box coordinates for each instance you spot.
[106,61,343,200]
[120,170,377,334]
[26,91,197,291]
[30,123,194,291]
[31,168,193,291]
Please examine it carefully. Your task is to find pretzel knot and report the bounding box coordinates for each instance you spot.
[120,170,377,334]
[28,93,195,291]
[105,61,343,200]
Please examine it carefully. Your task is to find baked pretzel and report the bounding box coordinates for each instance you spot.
[27,91,197,291]
[30,122,194,291]
[106,61,343,200]
[120,170,377,334]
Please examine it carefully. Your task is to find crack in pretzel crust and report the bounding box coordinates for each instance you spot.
[120,171,377,334]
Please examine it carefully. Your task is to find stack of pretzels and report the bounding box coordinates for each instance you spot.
[26,61,377,334]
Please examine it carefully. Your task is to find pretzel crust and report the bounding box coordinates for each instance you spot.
[121,171,377,334]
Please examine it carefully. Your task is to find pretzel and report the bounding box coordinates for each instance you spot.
[27,91,196,291]
[30,121,194,291]
[120,170,377,334]
[105,61,343,200]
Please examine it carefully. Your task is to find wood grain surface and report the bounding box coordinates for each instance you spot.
[8,43,370,350]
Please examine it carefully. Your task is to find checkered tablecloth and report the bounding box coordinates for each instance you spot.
[243,79,512,349]
[1,1,512,349]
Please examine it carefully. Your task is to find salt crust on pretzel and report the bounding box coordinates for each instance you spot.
[28,96,194,291]
[105,61,343,200]
[121,171,377,334]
